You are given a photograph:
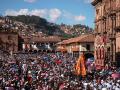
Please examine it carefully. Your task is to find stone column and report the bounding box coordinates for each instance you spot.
[110,14,116,66]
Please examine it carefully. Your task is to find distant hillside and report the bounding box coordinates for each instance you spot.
[60,23,93,37]
[7,15,93,38]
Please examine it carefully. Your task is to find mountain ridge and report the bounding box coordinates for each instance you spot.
[2,15,93,39]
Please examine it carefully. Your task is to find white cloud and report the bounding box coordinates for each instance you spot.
[24,0,37,3]
[5,9,47,18]
[74,15,86,21]
[5,8,62,22]
[5,9,29,16]
[63,10,86,22]
[30,9,47,18]
[18,9,29,15]
[5,10,18,16]
[49,9,61,22]
[84,0,93,3]
[63,10,73,19]
[5,8,86,23]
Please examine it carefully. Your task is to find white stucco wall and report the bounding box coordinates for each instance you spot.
[79,43,94,52]
[66,45,72,53]
[65,42,94,53]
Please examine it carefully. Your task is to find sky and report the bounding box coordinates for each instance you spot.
[0,0,95,28]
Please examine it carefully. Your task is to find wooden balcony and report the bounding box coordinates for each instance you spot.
[56,47,67,52]
[71,47,79,52]
[94,31,101,35]
[108,8,117,16]
[115,26,120,32]
[109,34,116,40]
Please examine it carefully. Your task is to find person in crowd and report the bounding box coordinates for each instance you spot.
[0,50,120,90]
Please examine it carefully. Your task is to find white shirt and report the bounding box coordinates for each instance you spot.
[102,87,107,90]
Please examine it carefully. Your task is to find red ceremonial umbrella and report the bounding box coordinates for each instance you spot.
[111,73,120,79]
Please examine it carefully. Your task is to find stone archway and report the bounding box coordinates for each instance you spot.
[0,38,3,49]
[116,52,120,67]
[84,52,94,61]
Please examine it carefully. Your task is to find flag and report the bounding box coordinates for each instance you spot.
[74,53,86,77]
[81,54,86,76]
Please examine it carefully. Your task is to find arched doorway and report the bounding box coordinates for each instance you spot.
[84,52,95,75]
[84,53,94,61]
[116,52,120,67]
[0,38,3,49]
[18,36,24,51]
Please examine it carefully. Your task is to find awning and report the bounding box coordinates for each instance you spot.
[95,65,104,70]
[56,47,67,52]
[112,73,120,79]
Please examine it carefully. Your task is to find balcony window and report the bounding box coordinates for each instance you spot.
[8,35,12,40]
[96,50,98,59]
[96,9,99,15]
[86,44,90,51]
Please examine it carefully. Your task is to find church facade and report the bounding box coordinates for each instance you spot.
[92,0,120,67]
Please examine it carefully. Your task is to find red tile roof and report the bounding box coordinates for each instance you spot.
[57,34,95,45]
[31,36,62,43]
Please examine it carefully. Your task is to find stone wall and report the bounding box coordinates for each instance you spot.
[0,32,18,53]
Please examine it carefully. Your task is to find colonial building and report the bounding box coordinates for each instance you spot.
[92,0,120,67]
[0,32,18,53]
[0,17,62,53]
[0,31,62,53]
[21,35,62,52]
[56,34,94,59]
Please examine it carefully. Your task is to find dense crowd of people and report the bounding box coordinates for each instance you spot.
[0,50,120,90]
